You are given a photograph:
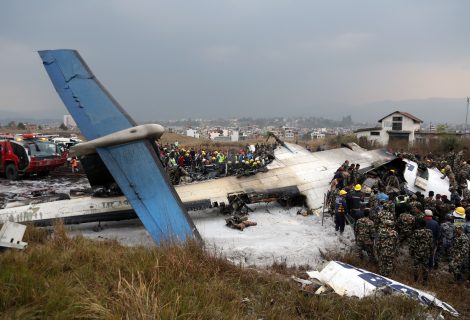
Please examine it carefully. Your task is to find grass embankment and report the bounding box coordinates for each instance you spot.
[0,224,450,319]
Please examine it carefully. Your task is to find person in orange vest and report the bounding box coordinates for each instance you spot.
[71,157,78,173]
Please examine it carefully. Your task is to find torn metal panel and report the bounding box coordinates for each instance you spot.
[307,261,459,317]
[0,222,27,250]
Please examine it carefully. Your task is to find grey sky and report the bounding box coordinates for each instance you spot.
[0,1,469,123]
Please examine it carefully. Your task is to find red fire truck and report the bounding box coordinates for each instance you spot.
[0,134,68,180]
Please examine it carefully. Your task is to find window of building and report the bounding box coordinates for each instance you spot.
[370,132,380,136]
[392,116,403,131]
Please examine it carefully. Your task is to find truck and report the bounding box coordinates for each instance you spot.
[0,134,68,180]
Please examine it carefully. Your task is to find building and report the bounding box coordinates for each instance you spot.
[63,115,76,128]
[355,111,423,145]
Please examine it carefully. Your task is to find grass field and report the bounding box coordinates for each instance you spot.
[1,223,467,319]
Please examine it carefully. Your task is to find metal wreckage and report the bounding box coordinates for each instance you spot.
[0,49,461,316]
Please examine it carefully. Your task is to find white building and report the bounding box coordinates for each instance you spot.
[355,111,423,145]
[63,115,76,128]
[186,128,200,139]
[310,131,326,139]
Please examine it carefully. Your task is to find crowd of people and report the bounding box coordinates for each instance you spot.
[157,142,277,184]
[331,157,470,285]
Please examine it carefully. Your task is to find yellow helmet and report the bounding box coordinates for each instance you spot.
[440,169,446,174]
[354,184,362,191]
[455,207,465,215]
[339,190,347,196]
[390,169,395,173]
[212,157,216,160]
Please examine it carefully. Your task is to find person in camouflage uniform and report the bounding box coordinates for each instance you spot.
[408,194,423,216]
[439,214,455,262]
[375,202,395,232]
[397,212,416,244]
[449,226,469,281]
[441,164,457,189]
[409,219,433,283]
[375,219,398,277]
[424,191,436,214]
[354,211,375,260]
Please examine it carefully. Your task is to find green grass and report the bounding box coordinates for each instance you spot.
[0,224,462,319]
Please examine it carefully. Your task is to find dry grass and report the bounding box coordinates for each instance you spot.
[0,224,441,319]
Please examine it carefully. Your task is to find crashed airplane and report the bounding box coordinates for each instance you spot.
[0,50,458,242]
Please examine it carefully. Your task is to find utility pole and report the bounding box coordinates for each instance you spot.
[465,97,470,137]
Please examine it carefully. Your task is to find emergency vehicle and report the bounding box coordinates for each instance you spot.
[0,134,67,180]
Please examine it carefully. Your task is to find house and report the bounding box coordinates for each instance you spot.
[355,111,423,145]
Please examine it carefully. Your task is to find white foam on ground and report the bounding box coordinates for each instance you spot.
[1,177,353,268]
[67,203,353,267]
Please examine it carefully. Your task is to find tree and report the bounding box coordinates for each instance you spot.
[59,123,68,131]
[7,121,16,128]
[38,125,43,130]
[16,122,26,130]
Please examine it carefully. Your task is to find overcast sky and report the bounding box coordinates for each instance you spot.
[1,1,469,123]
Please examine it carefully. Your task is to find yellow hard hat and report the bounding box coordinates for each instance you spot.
[440,169,446,174]
[354,184,362,191]
[212,157,216,160]
[339,190,347,196]
[390,169,395,173]
[455,207,465,215]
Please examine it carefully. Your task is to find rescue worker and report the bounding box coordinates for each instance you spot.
[438,214,455,262]
[441,165,457,189]
[449,225,469,282]
[453,206,466,227]
[375,201,395,231]
[423,209,439,268]
[350,184,364,220]
[409,218,433,283]
[385,169,400,194]
[354,210,375,260]
[396,212,416,244]
[71,157,78,173]
[376,219,398,277]
[335,190,348,234]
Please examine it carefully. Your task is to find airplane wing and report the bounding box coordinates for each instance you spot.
[38,49,200,243]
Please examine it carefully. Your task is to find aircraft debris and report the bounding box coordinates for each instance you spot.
[0,221,28,250]
[305,261,459,317]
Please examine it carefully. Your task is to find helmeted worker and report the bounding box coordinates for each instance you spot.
[335,190,348,234]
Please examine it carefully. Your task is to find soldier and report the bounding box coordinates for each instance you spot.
[354,211,375,260]
[439,214,455,262]
[408,194,423,216]
[375,202,395,231]
[376,220,398,277]
[424,191,436,214]
[441,165,457,189]
[449,226,469,282]
[409,219,433,283]
[397,212,416,244]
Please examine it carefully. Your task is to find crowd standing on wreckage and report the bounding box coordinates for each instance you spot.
[329,150,470,285]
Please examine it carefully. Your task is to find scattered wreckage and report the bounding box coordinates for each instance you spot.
[292,261,459,317]
[0,221,27,250]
